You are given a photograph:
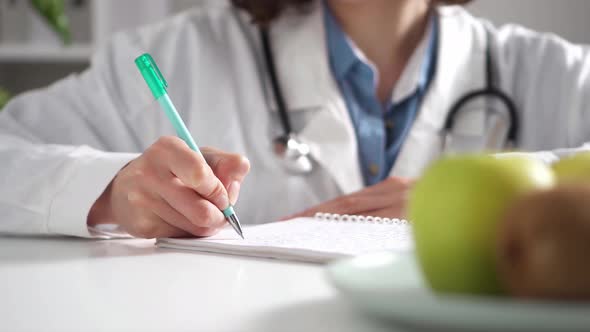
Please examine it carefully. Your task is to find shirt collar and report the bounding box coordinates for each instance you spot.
[324,3,358,81]
[324,3,436,104]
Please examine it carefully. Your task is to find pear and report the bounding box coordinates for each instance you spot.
[497,185,590,300]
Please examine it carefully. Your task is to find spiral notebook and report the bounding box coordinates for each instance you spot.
[156,213,413,263]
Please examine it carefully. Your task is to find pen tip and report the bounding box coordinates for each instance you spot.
[236,223,245,240]
[227,214,245,239]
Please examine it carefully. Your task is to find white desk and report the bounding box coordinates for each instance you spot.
[0,236,418,332]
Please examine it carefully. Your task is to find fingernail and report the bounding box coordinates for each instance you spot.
[227,181,241,205]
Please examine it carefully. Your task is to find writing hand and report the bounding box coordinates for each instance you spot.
[88,137,250,238]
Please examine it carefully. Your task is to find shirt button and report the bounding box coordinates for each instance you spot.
[369,163,380,177]
[385,120,395,129]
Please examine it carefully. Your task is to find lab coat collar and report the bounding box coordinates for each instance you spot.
[268,2,436,110]
[268,1,364,194]
[266,4,489,192]
[389,6,489,178]
[392,17,433,104]
[265,1,335,113]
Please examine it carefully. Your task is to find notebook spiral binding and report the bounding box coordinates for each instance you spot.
[314,213,409,225]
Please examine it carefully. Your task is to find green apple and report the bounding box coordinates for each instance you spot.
[552,152,590,184]
[408,155,555,295]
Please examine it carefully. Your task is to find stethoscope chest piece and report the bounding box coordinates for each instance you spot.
[273,134,314,174]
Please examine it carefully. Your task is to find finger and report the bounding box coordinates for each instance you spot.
[363,204,406,219]
[150,193,222,237]
[362,190,411,219]
[201,147,250,205]
[153,137,231,210]
[286,193,398,219]
[201,147,251,184]
[125,193,188,238]
[226,180,241,206]
[138,216,189,239]
[358,177,414,196]
[159,177,227,229]
[282,178,413,220]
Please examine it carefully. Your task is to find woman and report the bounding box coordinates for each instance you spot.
[1,0,589,239]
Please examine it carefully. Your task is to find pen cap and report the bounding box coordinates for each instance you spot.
[135,53,168,99]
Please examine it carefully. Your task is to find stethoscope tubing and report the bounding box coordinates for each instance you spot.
[445,87,520,145]
[444,28,520,146]
[261,17,521,162]
[260,28,293,137]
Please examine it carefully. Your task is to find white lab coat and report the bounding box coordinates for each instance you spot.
[1,2,590,237]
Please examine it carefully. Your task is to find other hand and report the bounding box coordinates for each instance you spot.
[88,136,250,238]
[286,177,413,219]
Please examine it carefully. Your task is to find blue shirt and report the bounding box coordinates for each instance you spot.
[324,5,438,185]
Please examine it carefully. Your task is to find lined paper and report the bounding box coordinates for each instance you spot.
[157,217,413,263]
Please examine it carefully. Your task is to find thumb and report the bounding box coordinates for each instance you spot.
[201,147,251,203]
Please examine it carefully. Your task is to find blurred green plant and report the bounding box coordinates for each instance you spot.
[0,88,11,111]
[30,0,71,44]
[0,2,70,111]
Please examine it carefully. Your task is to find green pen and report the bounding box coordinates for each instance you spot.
[135,53,244,239]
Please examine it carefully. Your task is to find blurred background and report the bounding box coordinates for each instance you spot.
[0,0,589,109]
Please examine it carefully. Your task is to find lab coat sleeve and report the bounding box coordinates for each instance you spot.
[494,24,590,163]
[0,32,150,238]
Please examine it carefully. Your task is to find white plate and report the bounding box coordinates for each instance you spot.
[327,252,590,331]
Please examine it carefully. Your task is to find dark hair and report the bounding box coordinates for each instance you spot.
[232,0,473,26]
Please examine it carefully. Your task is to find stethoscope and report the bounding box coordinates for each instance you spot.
[259,21,520,175]
[443,28,519,152]
[260,28,314,174]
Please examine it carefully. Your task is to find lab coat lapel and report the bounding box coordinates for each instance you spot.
[268,2,364,194]
[390,7,488,178]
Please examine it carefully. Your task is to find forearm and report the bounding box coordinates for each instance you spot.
[0,133,137,237]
